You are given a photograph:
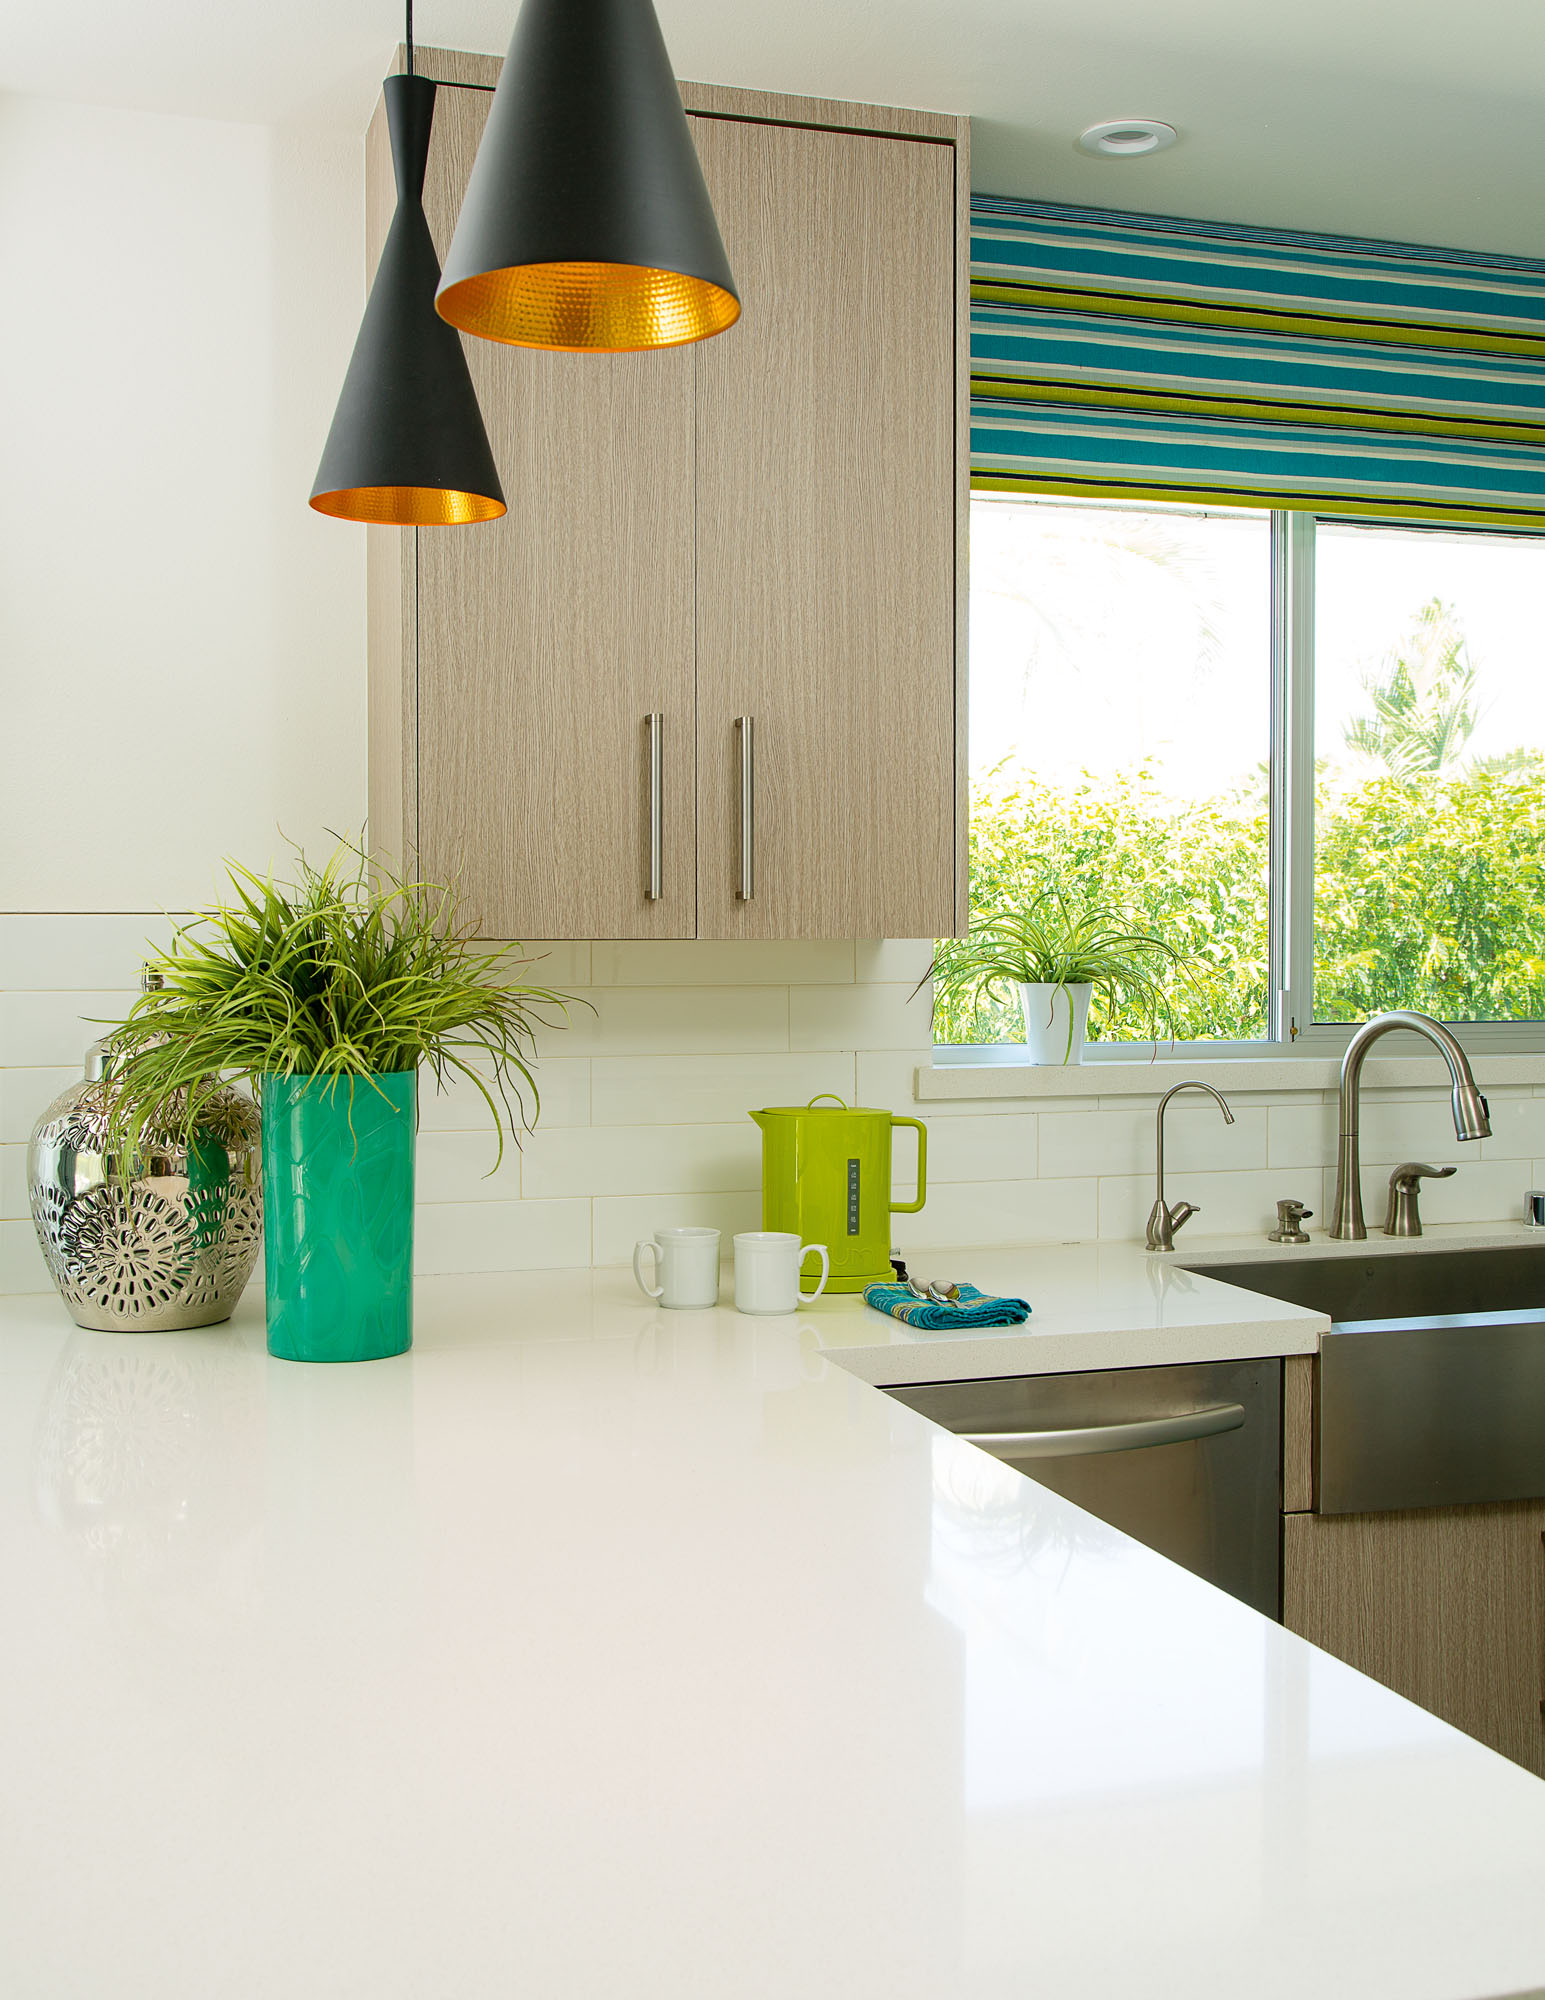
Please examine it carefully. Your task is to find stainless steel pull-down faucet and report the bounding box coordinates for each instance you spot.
[1147,1081,1235,1251]
[1329,1010,1490,1240]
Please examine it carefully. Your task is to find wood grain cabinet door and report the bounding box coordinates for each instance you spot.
[414,84,697,940]
[690,116,958,939]
[1282,1501,1545,1775]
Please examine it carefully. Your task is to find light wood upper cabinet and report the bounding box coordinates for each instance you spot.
[691,117,957,939]
[366,62,968,940]
[413,86,697,940]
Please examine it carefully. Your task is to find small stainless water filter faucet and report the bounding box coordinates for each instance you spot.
[1525,1191,1545,1228]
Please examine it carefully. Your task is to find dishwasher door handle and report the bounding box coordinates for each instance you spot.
[961,1403,1246,1460]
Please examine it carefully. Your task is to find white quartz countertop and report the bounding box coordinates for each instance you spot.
[4,1266,1545,1999]
[823,1220,1545,1385]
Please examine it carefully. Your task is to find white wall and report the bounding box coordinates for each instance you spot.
[0,93,365,912]
[2,89,1543,1293]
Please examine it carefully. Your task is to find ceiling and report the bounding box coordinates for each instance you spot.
[4,0,1545,257]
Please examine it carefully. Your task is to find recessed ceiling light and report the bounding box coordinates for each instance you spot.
[1077,119,1179,158]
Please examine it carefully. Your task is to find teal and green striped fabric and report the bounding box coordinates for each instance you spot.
[971,195,1545,524]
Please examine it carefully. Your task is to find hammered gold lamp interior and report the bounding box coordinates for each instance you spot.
[309,66,506,528]
[309,484,506,526]
[436,260,741,353]
[434,0,740,356]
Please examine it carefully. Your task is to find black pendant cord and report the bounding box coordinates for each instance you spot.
[405,0,414,77]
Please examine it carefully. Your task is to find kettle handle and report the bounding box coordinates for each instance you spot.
[889,1116,928,1214]
[806,1093,849,1109]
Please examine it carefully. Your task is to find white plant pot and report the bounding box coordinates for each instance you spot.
[1017,982,1093,1065]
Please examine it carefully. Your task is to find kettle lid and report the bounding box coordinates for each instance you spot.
[752,1095,890,1119]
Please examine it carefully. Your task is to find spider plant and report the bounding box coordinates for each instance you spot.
[103,839,570,1166]
[917,889,1196,1058]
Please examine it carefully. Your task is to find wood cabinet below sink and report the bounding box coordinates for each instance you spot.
[1280,1357,1545,1774]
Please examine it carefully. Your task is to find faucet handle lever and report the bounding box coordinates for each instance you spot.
[1384,1162,1455,1239]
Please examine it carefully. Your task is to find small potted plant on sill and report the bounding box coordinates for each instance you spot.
[919,889,1194,1064]
[106,841,567,1363]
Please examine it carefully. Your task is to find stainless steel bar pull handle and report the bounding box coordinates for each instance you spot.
[645,713,663,901]
[736,715,755,900]
[961,1403,1245,1462]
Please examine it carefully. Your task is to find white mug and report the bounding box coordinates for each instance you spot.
[733,1231,830,1316]
[633,1226,721,1309]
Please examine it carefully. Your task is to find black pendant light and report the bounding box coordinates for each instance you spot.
[311,9,505,524]
[435,0,740,353]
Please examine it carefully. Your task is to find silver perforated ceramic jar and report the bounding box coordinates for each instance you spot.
[28,1031,263,1332]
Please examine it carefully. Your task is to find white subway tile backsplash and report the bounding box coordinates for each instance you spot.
[1477,1095,1545,1160]
[895,1176,1098,1251]
[519,1059,595,1129]
[592,1190,760,1267]
[1040,1104,1267,1181]
[0,1145,27,1221]
[789,984,932,1052]
[1357,1096,1496,1171]
[1265,1082,1541,1180]
[522,1123,760,1200]
[0,1218,48,1294]
[500,942,591,988]
[414,1198,592,1275]
[0,991,138,1069]
[590,940,852,986]
[591,1052,854,1127]
[1205,1088,1331,1111]
[1267,1102,1338,1172]
[1097,1168,1291,1244]
[417,1057,590,1133]
[545,986,789,1057]
[920,1114,1039,1184]
[0,913,176,991]
[0,1069,74,1144]
[1352,1157,1528,1229]
[853,940,936,986]
[1264,1088,1504,1176]
[4,916,1542,1293]
[415,1130,525,1205]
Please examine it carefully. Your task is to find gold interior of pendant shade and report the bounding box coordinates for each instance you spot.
[437,261,740,351]
[309,486,507,526]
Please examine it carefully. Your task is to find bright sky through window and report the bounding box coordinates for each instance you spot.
[968,495,1270,804]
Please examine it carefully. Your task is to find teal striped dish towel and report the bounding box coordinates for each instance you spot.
[862,1282,1030,1330]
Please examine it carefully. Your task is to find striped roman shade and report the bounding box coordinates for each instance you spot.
[971,194,1545,525]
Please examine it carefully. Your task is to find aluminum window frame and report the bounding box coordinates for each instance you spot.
[938,502,1545,1067]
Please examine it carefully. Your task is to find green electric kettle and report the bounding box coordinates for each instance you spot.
[750,1095,927,1292]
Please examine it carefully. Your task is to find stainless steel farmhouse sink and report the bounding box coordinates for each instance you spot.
[1185,1246,1545,1514]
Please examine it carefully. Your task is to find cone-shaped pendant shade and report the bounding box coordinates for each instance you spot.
[312,75,506,524]
[435,0,739,352]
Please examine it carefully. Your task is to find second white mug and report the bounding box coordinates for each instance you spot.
[733,1231,830,1315]
[633,1226,722,1309]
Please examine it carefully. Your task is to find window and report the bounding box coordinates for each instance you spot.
[948,494,1545,1059]
[1313,523,1545,1027]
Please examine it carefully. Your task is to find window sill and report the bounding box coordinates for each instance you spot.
[916,1053,1545,1102]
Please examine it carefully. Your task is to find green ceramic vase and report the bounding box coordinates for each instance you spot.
[260,1071,416,1363]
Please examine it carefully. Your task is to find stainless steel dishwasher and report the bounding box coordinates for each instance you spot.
[886,1359,1282,1618]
